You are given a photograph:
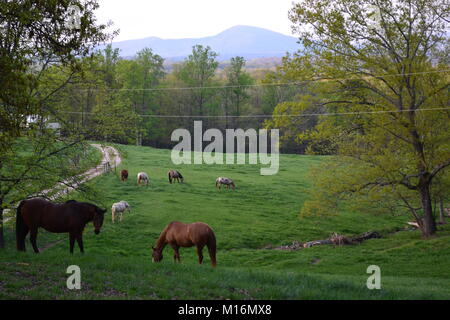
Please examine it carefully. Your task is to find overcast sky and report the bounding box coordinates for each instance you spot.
[95,0,295,42]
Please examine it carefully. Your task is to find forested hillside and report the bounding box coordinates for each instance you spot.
[47,44,306,152]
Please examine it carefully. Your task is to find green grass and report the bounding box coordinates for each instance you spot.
[1,143,449,299]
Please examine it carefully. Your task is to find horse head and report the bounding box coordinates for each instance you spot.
[93,206,106,234]
[122,201,131,208]
[151,246,163,262]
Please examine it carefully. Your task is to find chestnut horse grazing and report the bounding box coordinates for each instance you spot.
[120,169,128,182]
[16,198,106,254]
[152,221,217,267]
[168,170,184,184]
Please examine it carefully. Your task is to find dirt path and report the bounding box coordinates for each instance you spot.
[3,144,121,224]
[39,144,122,200]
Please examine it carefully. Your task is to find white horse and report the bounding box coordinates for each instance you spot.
[111,201,131,223]
[137,172,150,186]
[215,177,236,190]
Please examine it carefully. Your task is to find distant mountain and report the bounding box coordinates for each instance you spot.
[100,25,301,60]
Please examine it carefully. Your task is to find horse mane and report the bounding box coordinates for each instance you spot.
[176,171,183,179]
[155,222,174,250]
[64,201,104,218]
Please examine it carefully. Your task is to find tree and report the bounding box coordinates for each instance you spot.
[118,48,165,145]
[273,0,449,237]
[176,45,219,118]
[224,57,254,127]
[0,0,113,248]
[101,44,121,88]
[89,45,139,144]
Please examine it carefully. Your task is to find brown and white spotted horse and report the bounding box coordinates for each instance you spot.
[168,170,184,184]
[215,177,235,190]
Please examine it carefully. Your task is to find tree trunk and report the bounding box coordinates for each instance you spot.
[419,181,437,237]
[0,203,4,249]
[439,197,447,224]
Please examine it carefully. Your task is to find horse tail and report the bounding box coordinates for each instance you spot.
[16,200,29,251]
[207,230,217,267]
[168,171,172,184]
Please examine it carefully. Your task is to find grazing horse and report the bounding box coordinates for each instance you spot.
[152,221,217,267]
[16,198,106,254]
[137,172,149,186]
[120,169,129,182]
[168,170,184,184]
[215,177,235,190]
[111,201,131,223]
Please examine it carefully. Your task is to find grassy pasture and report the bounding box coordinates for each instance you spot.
[1,143,449,299]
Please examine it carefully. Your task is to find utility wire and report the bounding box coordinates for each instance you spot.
[60,106,450,118]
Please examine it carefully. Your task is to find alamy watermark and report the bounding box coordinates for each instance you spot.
[366,265,381,290]
[171,121,279,175]
[66,265,81,290]
[65,5,81,30]
[367,4,382,32]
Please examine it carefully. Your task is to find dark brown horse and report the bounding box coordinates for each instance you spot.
[152,221,217,267]
[168,170,184,184]
[16,198,106,254]
[120,169,129,182]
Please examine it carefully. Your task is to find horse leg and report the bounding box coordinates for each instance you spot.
[69,233,75,254]
[170,243,180,262]
[120,211,123,222]
[16,219,29,252]
[196,245,204,264]
[29,228,39,253]
[207,242,217,268]
[17,229,28,251]
[76,234,84,253]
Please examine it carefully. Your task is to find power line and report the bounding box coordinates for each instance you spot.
[60,106,450,118]
[75,69,450,92]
